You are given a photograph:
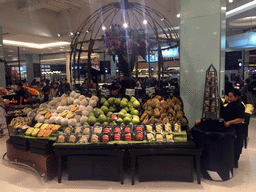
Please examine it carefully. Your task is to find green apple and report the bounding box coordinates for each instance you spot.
[123,117,132,125]
[114,98,121,106]
[100,97,107,105]
[108,97,115,105]
[131,109,139,116]
[120,100,128,108]
[103,101,109,107]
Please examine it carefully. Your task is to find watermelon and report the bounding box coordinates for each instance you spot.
[34,123,42,128]
[43,130,52,137]
[37,129,46,137]
[25,128,34,136]
[31,128,40,136]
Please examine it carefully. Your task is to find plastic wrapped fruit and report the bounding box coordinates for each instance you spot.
[164,123,172,133]
[155,133,164,141]
[93,126,102,134]
[124,133,132,141]
[147,133,154,142]
[136,132,144,141]
[68,134,77,143]
[155,124,163,133]
[124,127,131,133]
[83,127,91,135]
[103,127,111,134]
[64,127,72,134]
[102,134,109,142]
[57,134,66,143]
[146,125,153,132]
[74,127,82,134]
[114,133,121,141]
[135,126,144,133]
[166,134,174,142]
[91,134,99,143]
[78,135,89,143]
[174,123,181,132]
[113,127,121,133]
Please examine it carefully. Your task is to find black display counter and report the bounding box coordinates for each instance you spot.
[191,126,236,181]
[54,140,202,185]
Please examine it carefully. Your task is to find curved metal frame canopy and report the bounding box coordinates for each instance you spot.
[70,0,179,86]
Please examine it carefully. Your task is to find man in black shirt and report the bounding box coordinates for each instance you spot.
[42,80,51,102]
[16,83,25,105]
[221,89,245,168]
[61,78,71,94]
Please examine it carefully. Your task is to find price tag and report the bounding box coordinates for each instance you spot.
[101,89,110,97]
[146,87,155,95]
[125,89,135,96]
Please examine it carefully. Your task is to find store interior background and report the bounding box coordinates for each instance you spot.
[1,0,256,84]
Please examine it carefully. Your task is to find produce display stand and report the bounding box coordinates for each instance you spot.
[130,140,202,185]
[54,140,202,185]
[5,139,57,180]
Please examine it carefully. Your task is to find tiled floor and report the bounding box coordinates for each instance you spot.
[0,117,256,192]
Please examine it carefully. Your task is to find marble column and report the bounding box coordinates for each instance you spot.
[180,0,226,127]
[25,54,39,85]
[0,26,6,88]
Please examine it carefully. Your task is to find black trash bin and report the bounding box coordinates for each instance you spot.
[192,127,236,181]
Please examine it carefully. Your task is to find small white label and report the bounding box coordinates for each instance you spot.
[146,87,155,95]
[101,89,110,97]
[125,89,135,96]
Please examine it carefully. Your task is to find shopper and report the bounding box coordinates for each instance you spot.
[61,78,71,94]
[0,88,6,135]
[16,83,26,105]
[221,89,245,168]
[49,82,60,99]
[247,75,256,113]
[42,80,51,102]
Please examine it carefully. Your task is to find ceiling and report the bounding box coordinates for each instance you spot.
[1,0,256,62]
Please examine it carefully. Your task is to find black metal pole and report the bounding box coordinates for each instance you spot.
[17,47,21,82]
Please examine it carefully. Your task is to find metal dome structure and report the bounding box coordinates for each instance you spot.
[70,0,179,85]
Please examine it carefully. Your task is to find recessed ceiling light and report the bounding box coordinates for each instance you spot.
[229,0,233,3]
[143,20,148,25]
[161,18,165,21]
[177,14,180,18]
[123,23,128,28]
[102,26,106,31]
[86,30,89,33]
[57,34,61,37]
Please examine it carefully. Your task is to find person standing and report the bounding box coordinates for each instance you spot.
[221,89,245,168]
[42,80,51,102]
[61,78,71,94]
[16,83,26,105]
[49,82,60,99]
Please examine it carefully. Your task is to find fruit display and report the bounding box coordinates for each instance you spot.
[34,92,99,127]
[166,134,174,142]
[57,134,66,143]
[146,125,153,132]
[23,86,39,95]
[25,127,34,135]
[135,132,144,141]
[155,133,164,141]
[91,134,99,143]
[141,95,188,126]
[147,133,155,141]
[113,126,122,133]
[37,129,46,137]
[124,133,132,141]
[102,134,110,142]
[9,117,33,127]
[78,135,89,143]
[93,126,102,134]
[164,123,172,133]
[124,126,132,133]
[114,133,121,141]
[174,123,181,132]
[155,124,163,133]
[134,125,144,133]
[83,127,91,135]
[103,126,112,133]
[98,96,141,125]
[64,127,72,134]
[74,127,82,134]
[68,134,78,143]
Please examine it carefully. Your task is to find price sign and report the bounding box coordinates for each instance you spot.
[146,87,155,95]
[101,89,110,97]
[125,89,135,97]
